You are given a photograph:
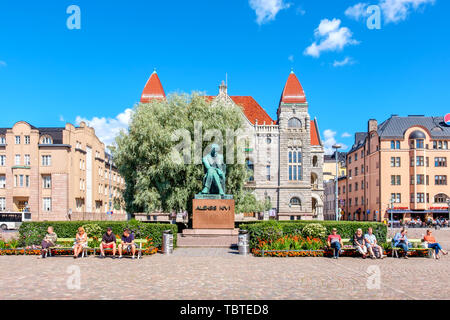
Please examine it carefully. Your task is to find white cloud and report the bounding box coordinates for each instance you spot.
[0,61,6,67]
[288,55,294,62]
[75,108,133,148]
[380,0,435,23]
[333,57,355,67]
[346,0,435,24]
[345,3,370,20]
[249,0,291,25]
[323,129,348,155]
[341,132,352,138]
[296,6,306,16]
[304,19,359,58]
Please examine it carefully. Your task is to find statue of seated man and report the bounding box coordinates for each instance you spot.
[201,144,226,195]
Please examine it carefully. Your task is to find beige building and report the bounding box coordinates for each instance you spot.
[0,121,126,221]
[339,115,450,222]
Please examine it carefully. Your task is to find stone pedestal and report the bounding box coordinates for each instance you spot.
[192,198,235,229]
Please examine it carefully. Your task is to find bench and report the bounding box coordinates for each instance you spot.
[388,238,434,258]
[93,239,146,259]
[46,238,93,258]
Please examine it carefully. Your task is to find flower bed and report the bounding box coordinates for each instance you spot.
[253,235,326,257]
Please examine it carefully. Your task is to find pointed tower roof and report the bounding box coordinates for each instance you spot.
[280,70,307,104]
[140,70,166,103]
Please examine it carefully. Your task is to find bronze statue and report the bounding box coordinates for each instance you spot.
[201,144,226,195]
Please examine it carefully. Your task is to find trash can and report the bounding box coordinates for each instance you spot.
[162,230,174,254]
[238,230,249,255]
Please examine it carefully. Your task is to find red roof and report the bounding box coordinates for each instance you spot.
[280,72,307,104]
[140,72,165,103]
[310,120,320,146]
[205,95,275,125]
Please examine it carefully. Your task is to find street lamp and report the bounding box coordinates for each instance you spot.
[332,144,342,221]
[390,198,395,228]
[108,153,113,221]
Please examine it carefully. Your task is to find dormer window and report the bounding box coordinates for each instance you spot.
[41,136,53,144]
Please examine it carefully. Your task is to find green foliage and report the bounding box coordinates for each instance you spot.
[0,239,19,249]
[113,93,249,215]
[239,221,387,250]
[18,221,178,248]
[301,223,327,239]
[236,191,271,214]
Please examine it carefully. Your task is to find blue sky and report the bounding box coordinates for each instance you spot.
[0,0,448,153]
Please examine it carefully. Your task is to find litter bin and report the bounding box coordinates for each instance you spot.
[162,230,174,254]
[238,230,249,255]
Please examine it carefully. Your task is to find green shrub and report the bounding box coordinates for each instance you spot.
[239,221,387,250]
[301,223,327,239]
[18,220,178,249]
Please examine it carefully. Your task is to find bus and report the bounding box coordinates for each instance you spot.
[0,212,32,230]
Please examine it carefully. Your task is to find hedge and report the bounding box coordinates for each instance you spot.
[239,220,387,250]
[18,220,178,249]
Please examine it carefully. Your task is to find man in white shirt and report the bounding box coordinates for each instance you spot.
[364,227,385,259]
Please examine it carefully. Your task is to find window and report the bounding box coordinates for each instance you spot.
[15,136,20,144]
[0,136,5,144]
[349,169,352,178]
[355,197,358,206]
[361,165,364,174]
[288,117,302,128]
[349,184,352,192]
[43,175,51,189]
[391,193,401,203]
[391,140,401,149]
[391,157,401,167]
[41,155,51,166]
[246,159,254,182]
[288,149,302,181]
[26,175,30,187]
[434,194,448,203]
[25,136,30,144]
[349,198,352,207]
[417,193,425,203]
[355,168,358,176]
[416,139,424,149]
[15,155,20,166]
[266,165,271,181]
[0,197,5,211]
[24,154,30,166]
[416,174,425,185]
[416,156,424,166]
[355,154,358,161]
[0,175,5,188]
[0,155,5,166]
[361,150,364,158]
[435,157,447,167]
[391,175,401,186]
[41,136,52,144]
[343,186,346,193]
[355,182,359,191]
[435,175,447,185]
[290,197,301,206]
[43,198,52,212]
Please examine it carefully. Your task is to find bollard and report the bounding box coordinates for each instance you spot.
[162,230,174,254]
[238,230,249,255]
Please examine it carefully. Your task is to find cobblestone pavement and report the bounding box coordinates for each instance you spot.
[1,229,449,300]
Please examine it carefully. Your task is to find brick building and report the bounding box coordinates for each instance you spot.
[139,70,325,220]
[0,121,126,221]
[339,115,450,222]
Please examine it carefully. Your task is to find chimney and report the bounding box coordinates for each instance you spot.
[368,119,378,133]
[219,80,227,95]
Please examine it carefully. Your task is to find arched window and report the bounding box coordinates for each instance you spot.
[434,193,448,203]
[246,159,254,182]
[312,155,318,167]
[41,136,53,144]
[290,197,301,206]
[288,117,302,128]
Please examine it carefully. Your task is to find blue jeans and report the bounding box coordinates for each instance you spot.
[331,242,341,258]
[428,243,442,255]
[396,242,409,252]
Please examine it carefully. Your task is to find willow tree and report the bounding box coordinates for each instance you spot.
[113,93,263,216]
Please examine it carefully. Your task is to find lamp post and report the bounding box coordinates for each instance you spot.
[332,144,342,221]
[390,198,395,228]
[447,199,450,219]
[108,153,113,221]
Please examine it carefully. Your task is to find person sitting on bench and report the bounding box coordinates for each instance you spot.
[40,226,57,259]
[393,228,410,259]
[100,227,117,258]
[118,228,136,259]
[364,227,384,259]
[73,227,88,259]
[327,228,343,259]
[423,229,448,259]
[353,228,368,258]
